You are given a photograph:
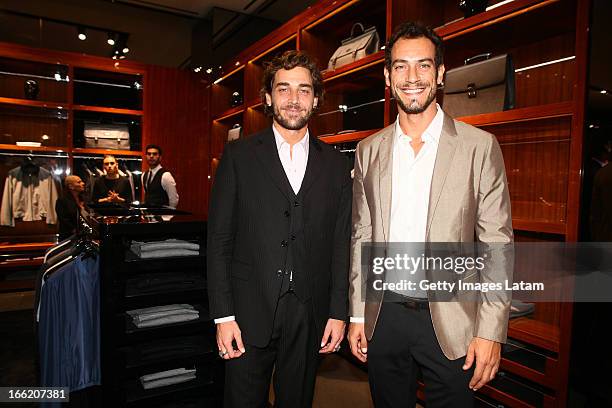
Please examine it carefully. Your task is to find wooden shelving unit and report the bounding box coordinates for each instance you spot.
[208,0,590,406]
[0,42,148,275]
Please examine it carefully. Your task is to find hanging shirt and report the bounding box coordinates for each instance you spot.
[1,166,58,227]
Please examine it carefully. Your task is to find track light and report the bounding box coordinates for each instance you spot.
[77,27,87,41]
[107,32,116,46]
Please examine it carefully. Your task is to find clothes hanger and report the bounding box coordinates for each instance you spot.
[44,234,77,263]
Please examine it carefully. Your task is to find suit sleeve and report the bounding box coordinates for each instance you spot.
[474,134,513,343]
[348,143,372,319]
[55,198,76,235]
[328,156,352,321]
[207,145,238,320]
[1,175,14,227]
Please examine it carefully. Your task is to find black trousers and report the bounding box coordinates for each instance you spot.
[368,301,475,408]
[224,292,319,408]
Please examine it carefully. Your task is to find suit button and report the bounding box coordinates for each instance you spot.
[291,235,296,240]
[294,200,300,207]
[284,210,290,217]
[276,269,283,277]
[281,240,288,247]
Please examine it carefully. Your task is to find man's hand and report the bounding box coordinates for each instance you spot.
[216,321,245,360]
[319,318,346,354]
[463,337,501,390]
[347,322,368,362]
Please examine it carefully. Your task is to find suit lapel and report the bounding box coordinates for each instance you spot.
[378,126,394,243]
[426,114,459,238]
[253,128,291,202]
[298,135,323,197]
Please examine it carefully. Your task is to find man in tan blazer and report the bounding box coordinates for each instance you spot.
[347,22,513,407]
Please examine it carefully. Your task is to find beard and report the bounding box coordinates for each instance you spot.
[272,101,314,131]
[391,78,438,114]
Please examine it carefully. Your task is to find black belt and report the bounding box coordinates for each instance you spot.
[385,291,429,311]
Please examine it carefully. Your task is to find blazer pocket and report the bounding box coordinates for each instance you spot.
[231,259,251,281]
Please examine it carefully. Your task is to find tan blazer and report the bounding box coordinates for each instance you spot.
[349,112,513,360]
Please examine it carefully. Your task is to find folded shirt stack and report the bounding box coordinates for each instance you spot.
[130,239,200,259]
[127,304,200,328]
[139,367,197,390]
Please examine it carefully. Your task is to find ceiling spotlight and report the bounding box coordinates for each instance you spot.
[54,72,62,81]
[601,90,608,94]
[41,134,49,140]
[107,32,116,46]
[206,68,213,74]
[122,47,129,54]
[134,81,142,90]
[77,27,87,41]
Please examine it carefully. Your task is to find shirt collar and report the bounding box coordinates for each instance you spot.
[272,124,309,153]
[394,103,444,144]
[149,164,162,174]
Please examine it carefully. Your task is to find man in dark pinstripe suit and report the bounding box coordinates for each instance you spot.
[207,50,352,408]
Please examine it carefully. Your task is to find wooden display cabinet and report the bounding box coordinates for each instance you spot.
[208,0,590,406]
[0,42,148,287]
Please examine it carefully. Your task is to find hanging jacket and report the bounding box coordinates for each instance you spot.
[1,166,59,227]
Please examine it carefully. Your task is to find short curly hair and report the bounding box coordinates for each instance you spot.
[260,50,324,116]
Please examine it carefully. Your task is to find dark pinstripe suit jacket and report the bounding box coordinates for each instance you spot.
[207,127,352,347]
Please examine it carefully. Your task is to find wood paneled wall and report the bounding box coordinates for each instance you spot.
[144,66,210,217]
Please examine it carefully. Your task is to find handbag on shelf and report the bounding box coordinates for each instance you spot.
[442,53,515,118]
[84,123,131,150]
[227,124,242,142]
[327,23,380,71]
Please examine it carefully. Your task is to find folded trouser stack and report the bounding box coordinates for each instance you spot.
[130,239,200,259]
[126,304,199,328]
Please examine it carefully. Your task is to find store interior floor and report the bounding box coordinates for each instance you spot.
[0,307,600,408]
[0,308,379,408]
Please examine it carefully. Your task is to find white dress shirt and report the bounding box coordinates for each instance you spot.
[273,124,309,194]
[350,105,444,323]
[143,164,179,209]
[214,125,310,324]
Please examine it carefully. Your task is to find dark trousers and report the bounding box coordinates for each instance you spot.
[368,302,475,408]
[224,292,319,408]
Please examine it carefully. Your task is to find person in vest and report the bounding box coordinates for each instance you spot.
[142,144,179,208]
[207,50,351,407]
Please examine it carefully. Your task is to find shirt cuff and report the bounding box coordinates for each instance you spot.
[214,316,236,324]
[350,317,365,323]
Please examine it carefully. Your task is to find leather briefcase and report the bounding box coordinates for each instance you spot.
[328,23,380,71]
[443,53,515,118]
[84,123,130,150]
[227,124,241,142]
